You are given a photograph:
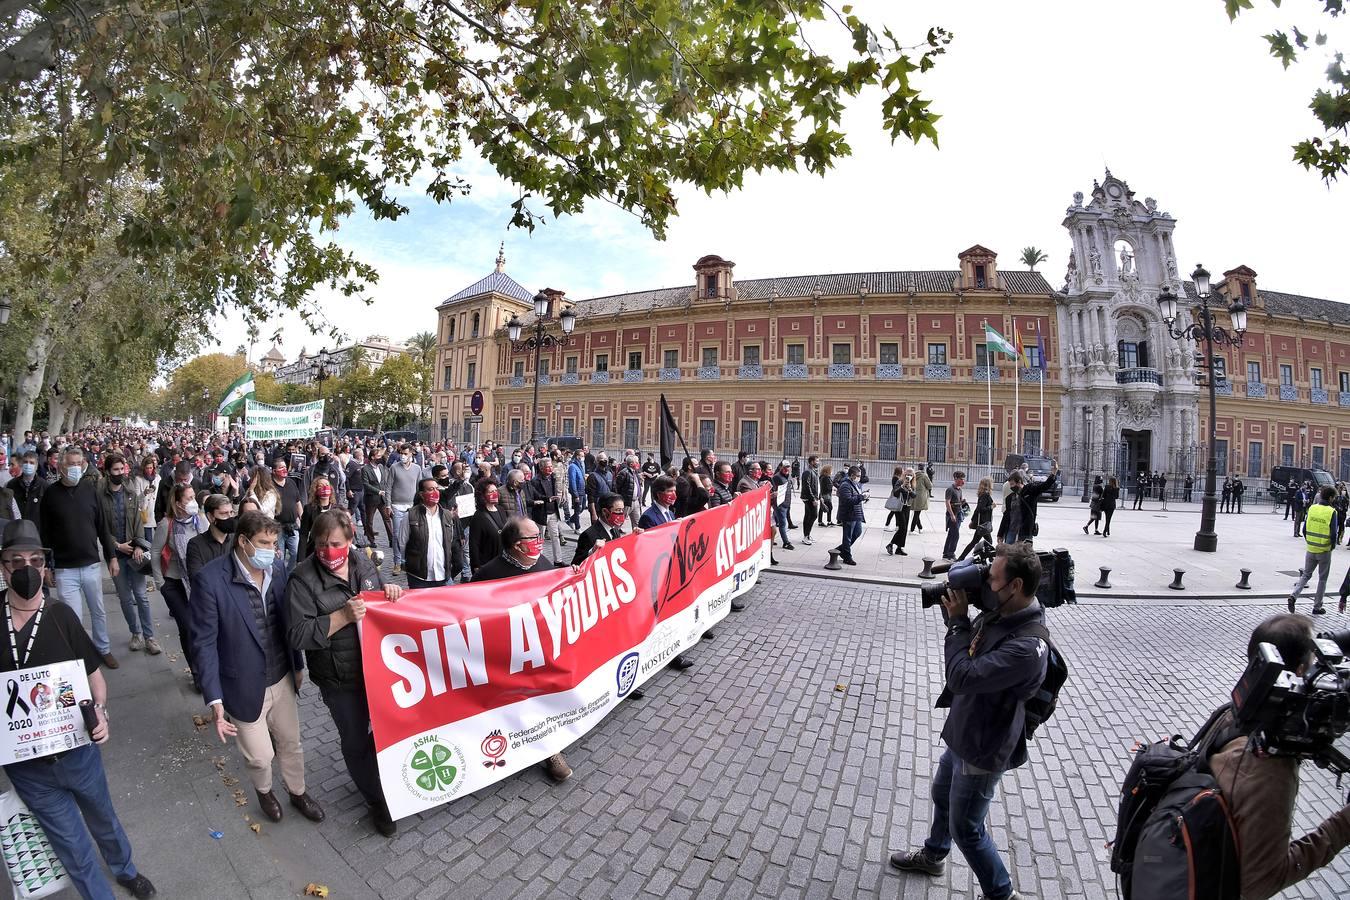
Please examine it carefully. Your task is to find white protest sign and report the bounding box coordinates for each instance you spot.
[0,661,92,765]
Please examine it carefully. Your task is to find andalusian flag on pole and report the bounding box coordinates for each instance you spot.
[982,324,1017,357]
[217,372,256,416]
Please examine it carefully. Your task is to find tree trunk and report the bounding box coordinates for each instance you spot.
[47,384,73,436]
[13,317,53,439]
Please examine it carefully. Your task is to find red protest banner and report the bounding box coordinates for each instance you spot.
[360,485,772,819]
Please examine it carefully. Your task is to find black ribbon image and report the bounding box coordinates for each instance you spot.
[6,679,30,717]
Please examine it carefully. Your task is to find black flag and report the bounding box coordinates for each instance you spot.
[658,394,685,470]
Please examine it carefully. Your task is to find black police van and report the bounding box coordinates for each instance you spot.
[1268,465,1335,501]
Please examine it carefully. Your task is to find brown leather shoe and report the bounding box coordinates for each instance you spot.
[256,790,283,822]
[544,753,573,783]
[288,791,325,823]
[102,653,120,669]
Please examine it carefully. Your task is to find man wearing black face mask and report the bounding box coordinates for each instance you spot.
[0,520,158,899]
[890,542,1048,900]
[99,454,157,655]
[187,494,237,580]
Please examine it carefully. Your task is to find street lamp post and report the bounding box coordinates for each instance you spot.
[507,292,576,447]
[1299,422,1308,468]
[316,348,331,410]
[780,398,791,459]
[1158,264,1248,553]
[335,392,344,430]
[201,388,210,429]
[1080,407,1094,502]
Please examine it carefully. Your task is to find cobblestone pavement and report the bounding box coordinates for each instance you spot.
[10,552,1350,899]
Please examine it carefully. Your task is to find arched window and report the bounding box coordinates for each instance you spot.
[471,312,480,338]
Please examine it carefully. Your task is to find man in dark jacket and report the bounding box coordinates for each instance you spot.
[770,461,795,551]
[191,511,324,826]
[404,478,462,588]
[98,454,156,655]
[833,466,867,566]
[996,467,1057,546]
[571,492,633,566]
[527,458,565,562]
[186,494,236,580]
[798,457,820,547]
[154,460,203,523]
[890,543,1048,900]
[10,451,46,527]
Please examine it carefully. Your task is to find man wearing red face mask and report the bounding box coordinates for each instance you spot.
[403,478,462,589]
[470,516,574,782]
[638,476,680,529]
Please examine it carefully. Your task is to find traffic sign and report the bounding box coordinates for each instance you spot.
[471,390,484,416]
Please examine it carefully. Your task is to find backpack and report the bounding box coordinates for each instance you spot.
[1009,621,1067,739]
[1109,705,1242,900]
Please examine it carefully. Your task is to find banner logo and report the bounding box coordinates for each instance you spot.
[402,736,466,804]
[616,652,640,698]
[480,730,508,768]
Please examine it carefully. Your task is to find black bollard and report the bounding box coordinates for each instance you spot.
[1094,566,1112,589]
[918,557,936,580]
[1169,569,1186,591]
[825,549,843,571]
[1235,568,1253,590]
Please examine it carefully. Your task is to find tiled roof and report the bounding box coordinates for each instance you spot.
[564,269,1056,319]
[439,271,534,306]
[1182,283,1350,325]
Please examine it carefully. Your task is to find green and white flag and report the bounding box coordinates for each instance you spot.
[217,372,256,416]
[243,399,324,441]
[982,324,1018,357]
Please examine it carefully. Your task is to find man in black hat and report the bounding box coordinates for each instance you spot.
[0,520,156,899]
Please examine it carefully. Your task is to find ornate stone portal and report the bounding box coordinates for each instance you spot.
[1058,170,1199,477]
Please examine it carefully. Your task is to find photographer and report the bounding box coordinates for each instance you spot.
[1208,615,1350,900]
[996,465,1057,546]
[891,542,1048,900]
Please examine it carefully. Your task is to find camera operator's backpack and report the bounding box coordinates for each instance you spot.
[1011,622,1067,738]
[1109,704,1243,900]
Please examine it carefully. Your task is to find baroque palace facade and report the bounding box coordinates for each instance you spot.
[431,171,1350,484]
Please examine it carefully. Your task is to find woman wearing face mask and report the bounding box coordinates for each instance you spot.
[247,464,280,519]
[503,468,530,519]
[468,478,508,576]
[298,477,337,561]
[151,483,208,691]
[286,510,403,837]
[134,455,160,547]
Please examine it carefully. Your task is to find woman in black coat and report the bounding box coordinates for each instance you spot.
[886,469,915,555]
[467,477,508,574]
[1101,476,1120,537]
[957,476,996,560]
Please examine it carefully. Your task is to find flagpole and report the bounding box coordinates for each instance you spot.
[1013,331,1020,456]
[1037,321,1045,452]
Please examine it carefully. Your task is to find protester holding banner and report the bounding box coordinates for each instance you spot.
[286,510,403,837]
[468,478,508,577]
[404,478,462,589]
[0,520,158,900]
[709,462,736,507]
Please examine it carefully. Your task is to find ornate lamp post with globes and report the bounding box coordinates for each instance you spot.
[1157,264,1248,552]
[507,292,576,446]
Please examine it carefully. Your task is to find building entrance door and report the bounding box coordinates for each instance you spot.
[1122,429,1151,492]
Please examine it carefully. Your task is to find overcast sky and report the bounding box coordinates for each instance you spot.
[212,0,1349,361]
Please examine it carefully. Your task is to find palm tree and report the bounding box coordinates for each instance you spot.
[407,330,437,367]
[1020,246,1048,271]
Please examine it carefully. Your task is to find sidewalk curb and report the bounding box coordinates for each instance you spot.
[763,566,1293,606]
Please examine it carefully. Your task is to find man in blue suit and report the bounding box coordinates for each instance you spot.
[191,511,325,825]
[638,475,679,529]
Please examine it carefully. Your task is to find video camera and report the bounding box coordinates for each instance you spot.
[920,539,1077,610]
[1231,629,1350,778]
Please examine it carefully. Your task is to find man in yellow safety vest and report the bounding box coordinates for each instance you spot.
[1287,486,1339,615]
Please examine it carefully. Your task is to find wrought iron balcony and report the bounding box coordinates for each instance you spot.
[783,363,808,379]
[658,367,681,382]
[876,364,903,380]
[923,364,951,381]
[738,364,763,380]
[509,375,525,388]
[828,363,855,379]
[561,372,579,385]
[1115,367,1162,386]
[1020,369,1045,384]
[623,369,644,383]
[697,366,720,380]
[1279,384,1298,402]
[590,371,610,384]
[537,374,551,386]
[1246,381,1266,398]
[1214,380,1233,396]
[972,366,1000,382]
[1340,392,1350,408]
[1311,387,1329,405]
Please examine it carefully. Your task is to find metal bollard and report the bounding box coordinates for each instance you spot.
[1235,568,1253,590]
[825,549,843,571]
[1094,566,1112,589]
[1169,569,1186,591]
[918,557,936,580]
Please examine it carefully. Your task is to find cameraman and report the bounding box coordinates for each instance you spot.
[890,542,1047,900]
[1208,615,1350,900]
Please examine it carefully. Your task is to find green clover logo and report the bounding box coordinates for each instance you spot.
[410,744,458,792]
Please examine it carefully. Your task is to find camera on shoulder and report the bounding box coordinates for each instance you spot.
[920,539,996,610]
